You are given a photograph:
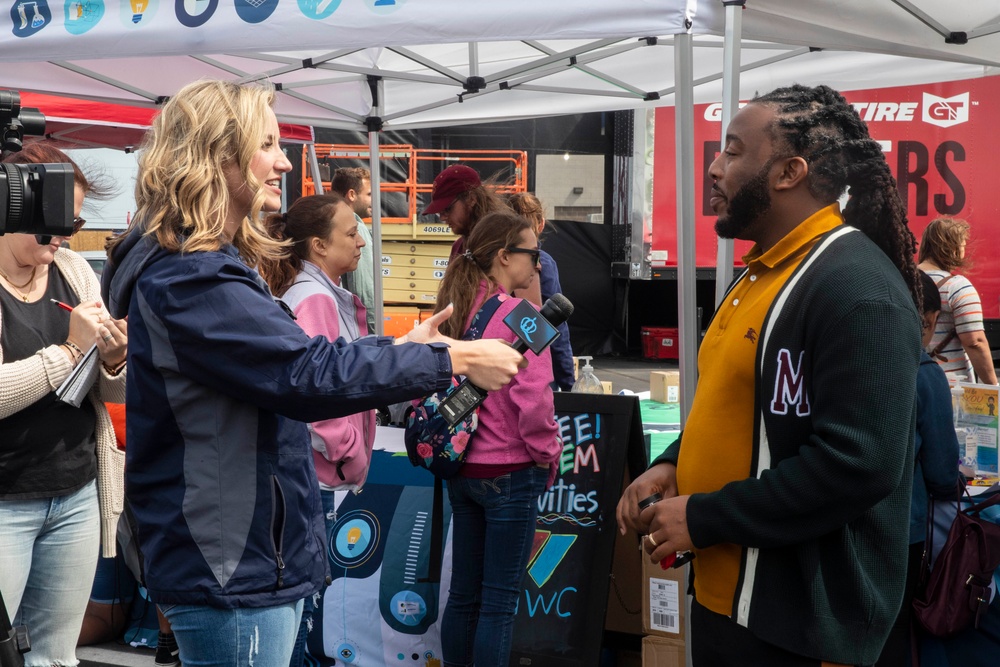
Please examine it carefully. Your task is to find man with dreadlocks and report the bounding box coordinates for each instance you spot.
[617,85,923,666]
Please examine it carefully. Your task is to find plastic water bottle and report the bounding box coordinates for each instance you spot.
[573,356,604,394]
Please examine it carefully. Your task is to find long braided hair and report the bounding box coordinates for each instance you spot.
[752,85,921,309]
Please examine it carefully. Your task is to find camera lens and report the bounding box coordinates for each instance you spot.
[0,163,74,237]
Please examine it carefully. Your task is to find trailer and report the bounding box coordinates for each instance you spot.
[614,74,1000,350]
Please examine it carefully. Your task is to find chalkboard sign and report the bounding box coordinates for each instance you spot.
[509,393,647,667]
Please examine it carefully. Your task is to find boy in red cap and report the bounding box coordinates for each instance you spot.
[423,164,505,259]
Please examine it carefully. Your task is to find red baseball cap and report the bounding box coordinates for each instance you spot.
[422,164,481,215]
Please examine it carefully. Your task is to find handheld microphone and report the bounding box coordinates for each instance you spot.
[438,293,575,428]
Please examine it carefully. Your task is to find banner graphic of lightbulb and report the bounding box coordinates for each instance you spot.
[346,526,362,551]
[331,511,379,568]
[120,0,158,28]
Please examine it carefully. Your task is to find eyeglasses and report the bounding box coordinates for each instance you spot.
[506,246,541,266]
[72,217,86,235]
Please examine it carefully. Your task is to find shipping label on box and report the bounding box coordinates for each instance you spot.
[647,576,681,634]
[642,555,687,639]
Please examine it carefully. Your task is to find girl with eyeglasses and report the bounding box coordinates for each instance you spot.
[433,210,559,667]
[0,142,128,666]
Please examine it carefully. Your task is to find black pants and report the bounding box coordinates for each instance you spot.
[691,598,869,667]
[874,542,924,667]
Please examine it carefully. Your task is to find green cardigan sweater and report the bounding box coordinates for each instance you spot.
[658,225,922,665]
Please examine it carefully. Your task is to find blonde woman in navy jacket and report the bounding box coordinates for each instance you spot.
[103,79,523,667]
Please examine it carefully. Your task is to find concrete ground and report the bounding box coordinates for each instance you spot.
[73,354,675,667]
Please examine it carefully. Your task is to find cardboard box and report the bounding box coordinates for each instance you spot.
[650,371,680,404]
[642,554,687,639]
[601,380,614,394]
[604,515,644,635]
[642,636,686,667]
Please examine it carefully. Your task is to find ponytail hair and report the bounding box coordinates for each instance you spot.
[506,192,545,236]
[258,193,347,296]
[434,211,531,338]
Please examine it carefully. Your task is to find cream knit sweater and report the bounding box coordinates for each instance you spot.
[0,248,126,558]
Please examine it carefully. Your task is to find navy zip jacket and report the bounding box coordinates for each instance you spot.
[539,249,575,391]
[104,228,452,608]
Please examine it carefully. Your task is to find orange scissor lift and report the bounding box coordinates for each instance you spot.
[302,145,528,335]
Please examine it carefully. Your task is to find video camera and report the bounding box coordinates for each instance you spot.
[0,90,74,238]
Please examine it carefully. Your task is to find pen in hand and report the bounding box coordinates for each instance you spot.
[50,299,74,312]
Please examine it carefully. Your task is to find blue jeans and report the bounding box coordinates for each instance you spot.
[161,599,304,667]
[289,489,338,666]
[442,465,548,667]
[0,480,100,667]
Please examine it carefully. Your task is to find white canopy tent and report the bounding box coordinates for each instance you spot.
[3,0,999,413]
[2,2,998,128]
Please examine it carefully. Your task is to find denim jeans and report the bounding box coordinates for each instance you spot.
[0,480,100,667]
[442,465,548,667]
[161,599,303,667]
[288,488,339,666]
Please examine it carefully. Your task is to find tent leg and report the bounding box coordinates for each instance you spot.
[674,33,697,423]
[368,78,385,336]
[307,143,325,195]
[715,1,743,307]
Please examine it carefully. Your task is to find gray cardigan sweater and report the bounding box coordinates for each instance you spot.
[0,249,126,557]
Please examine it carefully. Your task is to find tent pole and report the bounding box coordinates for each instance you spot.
[307,143,325,195]
[674,32,697,423]
[368,76,385,336]
[469,42,479,77]
[715,1,743,307]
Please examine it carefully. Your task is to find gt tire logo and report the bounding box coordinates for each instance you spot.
[923,92,969,128]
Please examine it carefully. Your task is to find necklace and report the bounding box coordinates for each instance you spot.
[0,265,38,302]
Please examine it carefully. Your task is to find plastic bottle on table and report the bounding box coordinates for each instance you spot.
[572,356,604,394]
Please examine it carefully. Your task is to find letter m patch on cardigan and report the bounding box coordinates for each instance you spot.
[770,349,811,416]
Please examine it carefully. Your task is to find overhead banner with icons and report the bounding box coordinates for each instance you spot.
[1,1,693,57]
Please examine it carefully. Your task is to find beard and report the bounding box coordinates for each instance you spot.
[714,162,773,240]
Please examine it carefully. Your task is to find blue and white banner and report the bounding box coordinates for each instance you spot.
[1,1,695,59]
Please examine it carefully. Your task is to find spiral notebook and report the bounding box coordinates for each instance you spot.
[56,344,100,408]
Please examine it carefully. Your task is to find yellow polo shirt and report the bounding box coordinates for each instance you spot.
[677,204,843,616]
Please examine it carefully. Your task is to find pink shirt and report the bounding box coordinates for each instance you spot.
[282,262,376,491]
[461,283,560,469]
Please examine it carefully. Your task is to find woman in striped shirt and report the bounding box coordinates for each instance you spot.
[917,217,997,385]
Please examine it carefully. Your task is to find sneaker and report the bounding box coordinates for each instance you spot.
[154,631,180,666]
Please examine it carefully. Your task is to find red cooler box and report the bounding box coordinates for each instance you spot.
[641,327,679,360]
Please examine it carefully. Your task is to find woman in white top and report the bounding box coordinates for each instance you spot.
[917,217,997,385]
